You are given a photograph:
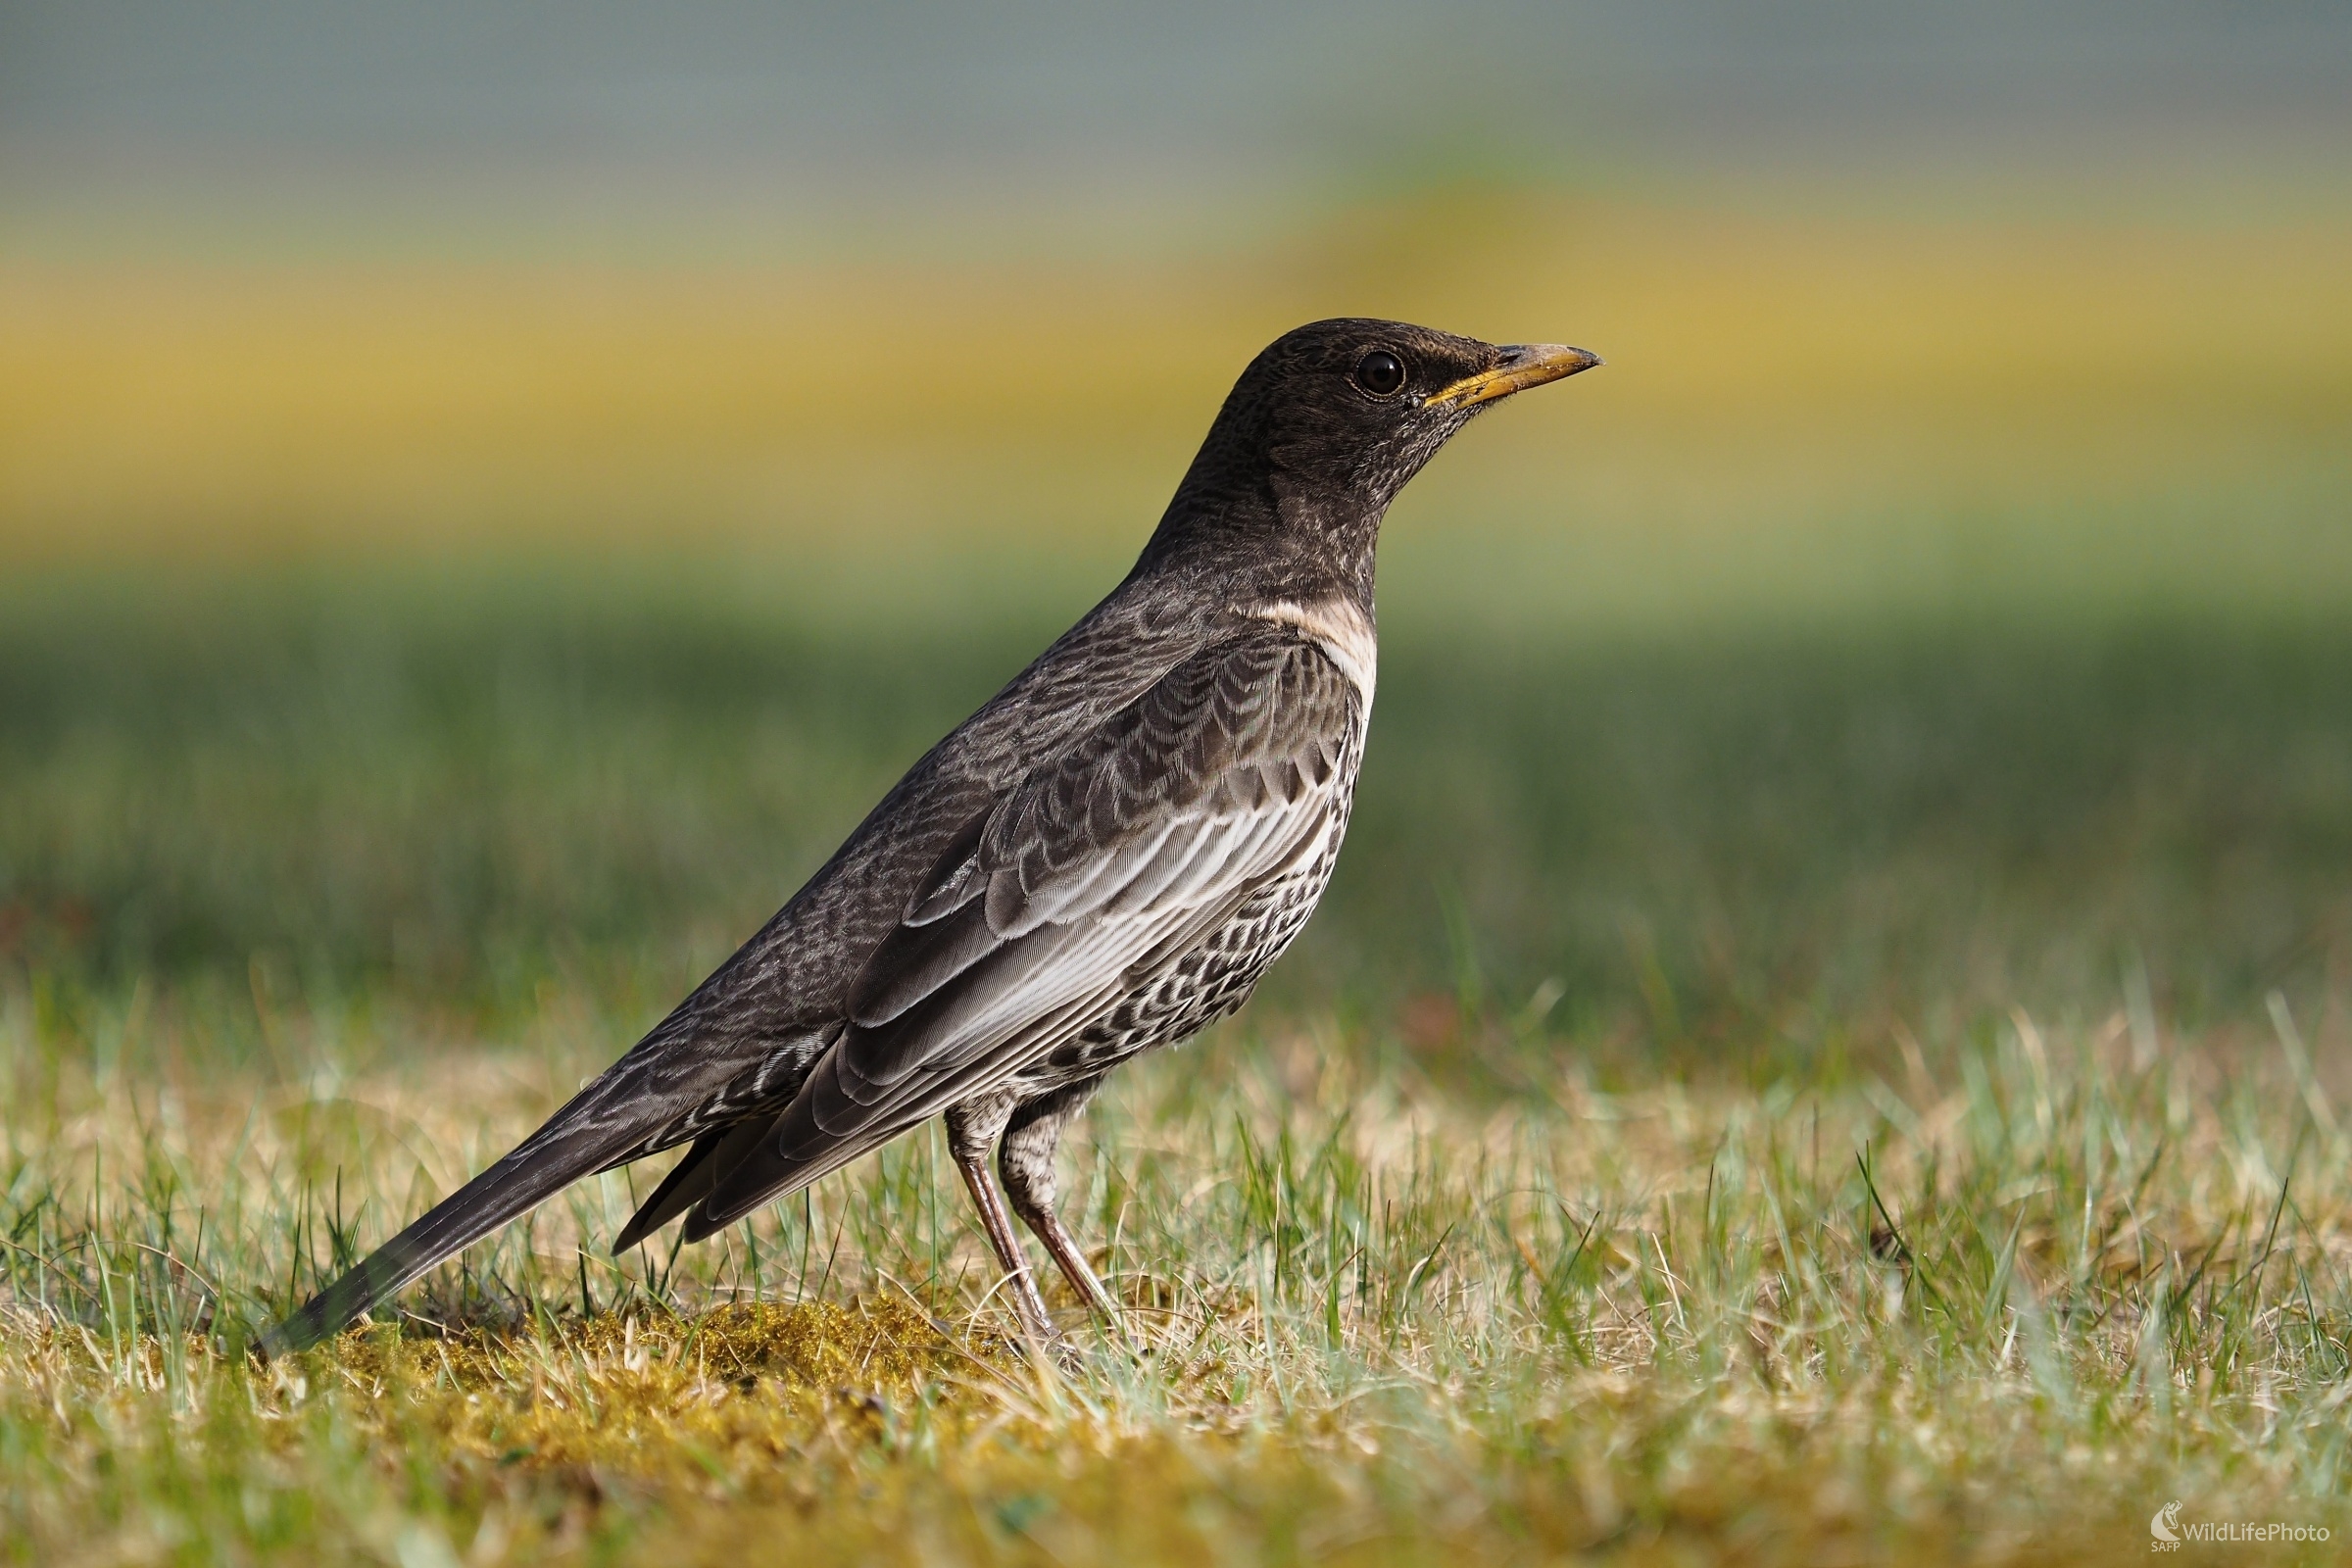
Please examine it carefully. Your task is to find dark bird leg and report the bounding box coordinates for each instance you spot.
[944,1096,1056,1344]
[999,1077,1120,1319]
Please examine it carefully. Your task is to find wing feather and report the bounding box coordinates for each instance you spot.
[690,627,1358,1232]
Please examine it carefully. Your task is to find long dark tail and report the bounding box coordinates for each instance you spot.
[260,1111,633,1355]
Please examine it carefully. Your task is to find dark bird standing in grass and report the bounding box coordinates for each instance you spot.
[264,319,1599,1353]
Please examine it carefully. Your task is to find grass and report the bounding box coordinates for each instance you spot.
[3,979,2348,1562]
[5,571,2345,1034]
[3,573,2347,1564]
[3,183,2351,1561]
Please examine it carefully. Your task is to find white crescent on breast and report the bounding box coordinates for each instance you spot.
[1249,596,1378,710]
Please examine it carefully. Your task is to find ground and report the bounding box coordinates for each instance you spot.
[4,980,2346,1563]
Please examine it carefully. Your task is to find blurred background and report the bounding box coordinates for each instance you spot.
[3,3,2349,1078]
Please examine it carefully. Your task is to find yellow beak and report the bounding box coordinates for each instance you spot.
[1427,343,1603,409]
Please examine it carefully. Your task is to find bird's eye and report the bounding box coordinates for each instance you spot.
[1353,350,1406,397]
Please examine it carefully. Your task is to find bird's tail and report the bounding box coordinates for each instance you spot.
[259,1111,628,1356]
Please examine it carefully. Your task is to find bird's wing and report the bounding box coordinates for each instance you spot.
[687,624,1360,1234]
[262,619,1355,1353]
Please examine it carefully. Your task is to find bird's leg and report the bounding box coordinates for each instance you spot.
[1000,1077,1121,1320]
[944,1097,1056,1345]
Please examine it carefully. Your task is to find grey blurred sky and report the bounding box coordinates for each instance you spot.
[6,2,2349,218]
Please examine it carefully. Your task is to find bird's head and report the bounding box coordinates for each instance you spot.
[1141,318,1600,597]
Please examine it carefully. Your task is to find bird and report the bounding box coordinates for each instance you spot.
[261,318,1600,1354]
